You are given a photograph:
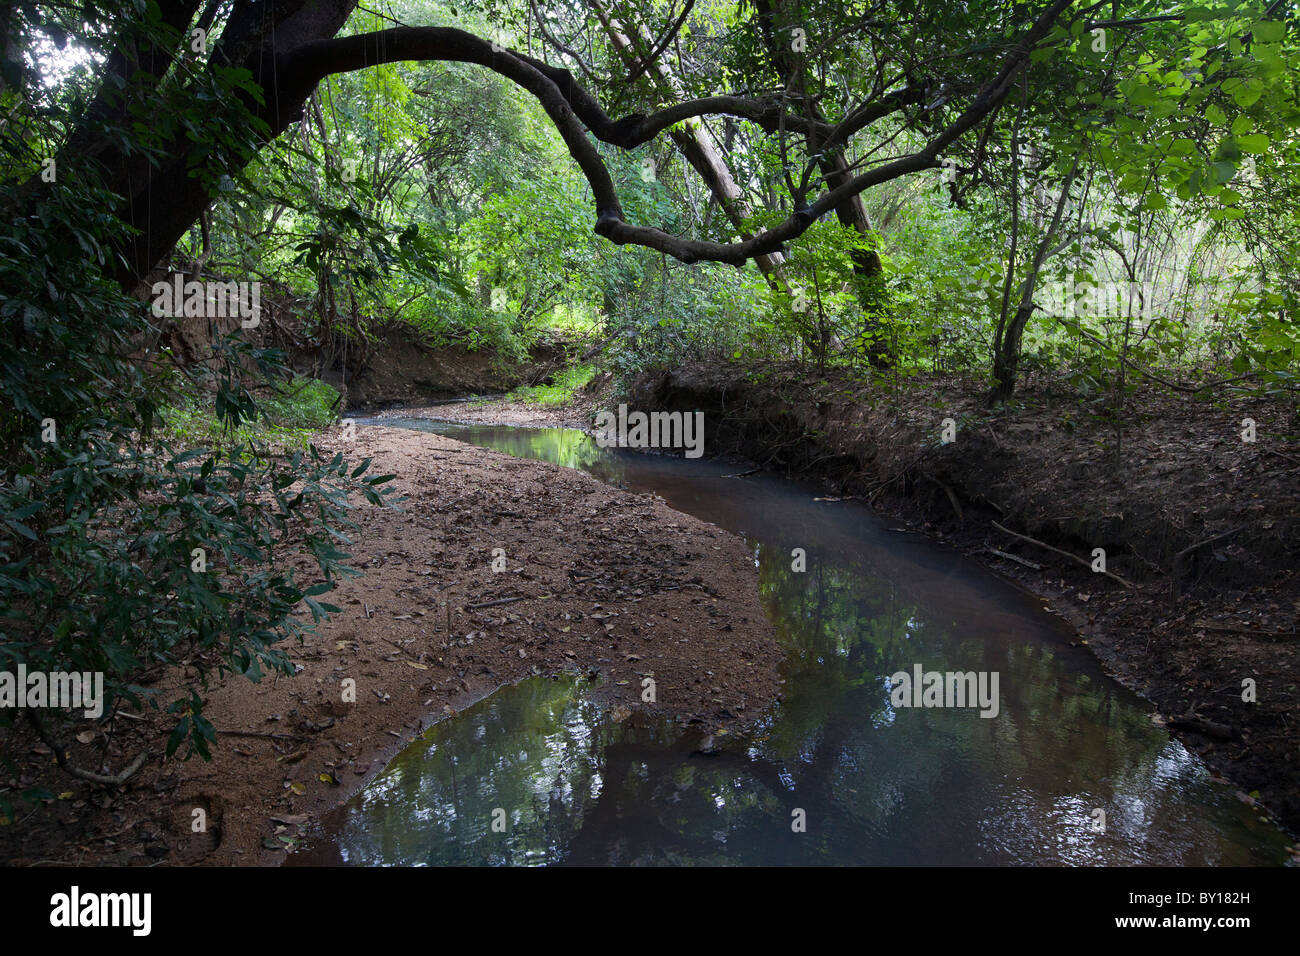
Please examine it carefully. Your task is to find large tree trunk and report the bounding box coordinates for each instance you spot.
[51,0,362,291]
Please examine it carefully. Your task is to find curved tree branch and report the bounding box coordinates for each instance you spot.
[273,0,1072,266]
[90,0,1074,284]
[279,6,1060,263]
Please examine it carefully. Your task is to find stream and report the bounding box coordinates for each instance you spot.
[289,418,1294,866]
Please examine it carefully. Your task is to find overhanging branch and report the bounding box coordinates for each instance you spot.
[272,0,1074,267]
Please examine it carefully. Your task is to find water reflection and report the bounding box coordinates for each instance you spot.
[291,421,1293,865]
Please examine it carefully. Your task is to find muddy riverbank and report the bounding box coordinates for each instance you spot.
[0,425,780,866]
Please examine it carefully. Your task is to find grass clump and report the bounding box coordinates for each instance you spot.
[507,364,595,406]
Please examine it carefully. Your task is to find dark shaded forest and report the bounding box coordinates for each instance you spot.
[1,0,1297,874]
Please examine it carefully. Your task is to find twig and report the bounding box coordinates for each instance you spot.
[1262,447,1300,468]
[985,547,1043,570]
[379,637,420,661]
[1169,527,1243,601]
[1167,713,1235,740]
[1175,527,1244,563]
[719,468,761,478]
[218,730,309,741]
[466,595,531,610]
[924,473,963,523]
[991,520,1135,589]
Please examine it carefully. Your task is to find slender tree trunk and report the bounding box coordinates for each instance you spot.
[585,0,786,280]
[990,150,1079,402]
[751,0,889,363]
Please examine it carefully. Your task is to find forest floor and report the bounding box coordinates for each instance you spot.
[620,361,1300,839]
[0,425,779,866]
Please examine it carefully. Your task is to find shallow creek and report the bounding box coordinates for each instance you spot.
[288,419,1292,866]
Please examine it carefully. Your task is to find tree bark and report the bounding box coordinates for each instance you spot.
[991,156,1080,402]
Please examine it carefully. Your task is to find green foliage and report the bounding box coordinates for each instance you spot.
[261,377,343,430]
[605,257,767,379]
[507,364,597,406]
[4,0,1300,804]
[165,0,1300,402]
[162,377,341,449]
[0,7,397,771]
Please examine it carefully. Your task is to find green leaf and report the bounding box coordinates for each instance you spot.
[1253,20,1285,43]
[166,716,191,757]
[1224,77,1263,108]
[1235,134,1269,154]
[1211,160,1238,184]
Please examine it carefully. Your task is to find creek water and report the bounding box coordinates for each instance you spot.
[289,418,1293,866]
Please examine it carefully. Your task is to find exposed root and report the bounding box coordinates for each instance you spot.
[26,710,148,787]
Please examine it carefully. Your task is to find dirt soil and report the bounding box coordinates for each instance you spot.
[334,331,572,410]
[0,424,780,867]
[627,361,1300,838]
